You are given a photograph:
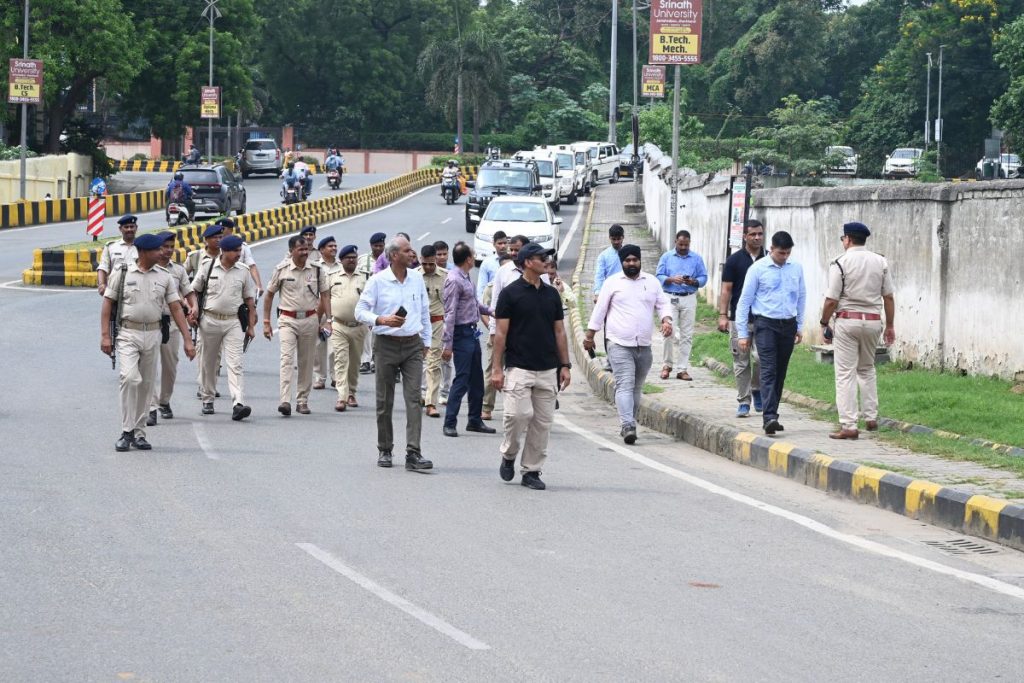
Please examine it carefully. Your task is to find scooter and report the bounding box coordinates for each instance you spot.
[327,169,341,190]
[166,201,192,226]
[281,180,303,205]
[441,177,459,204]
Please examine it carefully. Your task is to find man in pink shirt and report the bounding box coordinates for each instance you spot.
[584,244,673,444]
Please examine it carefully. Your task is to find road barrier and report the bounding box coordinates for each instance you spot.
[1,189,166,230]
[115,159,325,174]
[22,166,477,287]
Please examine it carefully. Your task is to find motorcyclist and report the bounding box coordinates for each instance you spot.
[441,159,462,196]
[293,158,314,197]
[165,171,195,218]
[325,151,344,172]
[184,144,201,165]
[281,162,302,199]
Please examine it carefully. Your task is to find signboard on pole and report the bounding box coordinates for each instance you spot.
[200,86,221,119]
[649,0,703,65]
[641,65,666,98]
[729,177,747,249]
[7,59,44,104]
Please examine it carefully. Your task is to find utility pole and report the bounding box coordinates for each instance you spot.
[19,0,29,200]
[669,66,680,236]
[454,0,463,156]
[924,52,932,155]
[632,0,638,111]
[936,45,945,177]
[202,0,221,161]
[609,0,618,144]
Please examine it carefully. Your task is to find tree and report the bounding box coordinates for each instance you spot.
[991,15,1024,142]
[744,95,844,177]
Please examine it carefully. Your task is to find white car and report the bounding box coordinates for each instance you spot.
[574,141,620,186]
[882,147,923,179]
[473,196,563,265]
[536,144,580,204]
[513,150,561,212]
[825,145,858,176]
[975,153,1021,179]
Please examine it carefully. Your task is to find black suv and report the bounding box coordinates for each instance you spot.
[177,164,247,217]
[465,159,541,233]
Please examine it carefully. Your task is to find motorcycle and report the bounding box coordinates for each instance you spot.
[166,201,192,226]
[281,179,304,205]
[327,168,341,190]
[441,176,459,204]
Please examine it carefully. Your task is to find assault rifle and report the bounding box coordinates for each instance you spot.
[192,254,217,345]
[109,264,127,369]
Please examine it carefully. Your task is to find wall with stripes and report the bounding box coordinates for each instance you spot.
[1,189,168,230]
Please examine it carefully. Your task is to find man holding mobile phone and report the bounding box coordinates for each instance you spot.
[356,236,433,471]
[656,230,707,381]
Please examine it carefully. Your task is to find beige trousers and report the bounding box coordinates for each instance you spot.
[279,316,317,404]
[424,320,444,407]
[314,335,335,383]
[331,322,367,400]
[483,334,497,412]
[500,367,558,473]
[152,326,180,409]
[662,294,697,370]
[199,316,244,405]
[117,328,160,437]
[834,318,882,430]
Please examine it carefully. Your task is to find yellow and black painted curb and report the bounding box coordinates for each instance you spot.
[567,189,1024,552]
[1,189,166,230]
[22,166,474,287]
[115,159,326,174]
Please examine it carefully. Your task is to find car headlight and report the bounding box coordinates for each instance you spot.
[477,233,492,243]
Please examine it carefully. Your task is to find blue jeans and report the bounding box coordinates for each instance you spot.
[753,316,797,424]
[607,343,653,428]
[444,324,484,428]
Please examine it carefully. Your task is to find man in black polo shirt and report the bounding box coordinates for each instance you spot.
[492,243,572,491]
[717,219,766,417]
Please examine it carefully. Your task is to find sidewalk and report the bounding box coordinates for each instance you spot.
[570,181,1024,550]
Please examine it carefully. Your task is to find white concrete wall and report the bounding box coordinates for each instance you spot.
[0,153,93,202]
[642,152,1024,379]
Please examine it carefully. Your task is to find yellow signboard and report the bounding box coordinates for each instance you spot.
[8,59,43,104]
[200,86,221,119]
[642,65,666,98]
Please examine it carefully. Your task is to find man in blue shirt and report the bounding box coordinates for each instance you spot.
[592,224,624,299]
[656,229,707,381]
[476,230,508,298]
[735,230,806,436]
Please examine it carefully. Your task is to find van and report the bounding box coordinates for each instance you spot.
[536,144,582,204]
[513,149,561,212]
[573,141,620,187]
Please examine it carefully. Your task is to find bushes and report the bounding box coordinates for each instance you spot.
[430,153,488,167]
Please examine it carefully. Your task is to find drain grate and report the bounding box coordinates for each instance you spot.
[923,538,1001,556]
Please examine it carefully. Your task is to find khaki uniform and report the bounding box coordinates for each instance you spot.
[97,240,138,275]
[192,258,256,406]
[417,265,448,407]
[105,263,181,438]
[314,259,343,384]
[481,280,496,413]
[267,258,328,405]
[151,261,193,409]
[356,251,378,365]
[185,248,217,279]
[328,268,369,401]
[826,246,894,430]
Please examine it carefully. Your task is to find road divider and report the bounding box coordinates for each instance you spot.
[115,159,326,174]
[1,189,165,230]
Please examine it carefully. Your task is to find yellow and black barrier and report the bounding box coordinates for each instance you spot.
[21,166,467,287]
[116,159,181,173]
[3,189,174,230]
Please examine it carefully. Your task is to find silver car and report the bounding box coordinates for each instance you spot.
[240,138,282,178]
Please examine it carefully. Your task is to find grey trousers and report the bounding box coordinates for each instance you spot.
[608,343,653,428]
[374,335,424,455]
[729,320,760,404]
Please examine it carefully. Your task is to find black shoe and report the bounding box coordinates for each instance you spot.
[215,391,221,398]
[202,402,215,415]
[232,404,251,421]
[377,450,393,468]
[764,419,781,436]
[158,403,174,419]
[443,425,459,437]
[406,452,433,470]
[146,410,158,427]
[115,431,133,452]
[278,402,291,417]
[621,425,637,445]
[776,423,784,432]
[465,422,496,434]
[500,458,515,482]
[133,436,152,450]
[521,472,546,490]
[359,362,371,374]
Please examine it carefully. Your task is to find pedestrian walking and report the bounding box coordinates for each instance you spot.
[432,240,455,403]
[584,244,673,444]
[432,240,450,269]
[592,224,624,300]
[190,235,257,420]
[656,229,707,381]
[96,214,139,296]
[262,235,331,416]
[355,236,433,471]
[476,231,509,298]
[100,233,196,451]
[417,244,448,418]
[717,219,767,417]
[185,224,223,278]
[148,232,198,425]
[314,236,343,390]
[301,226,322,266]
[820,221,896,440]
[218,217,263,295]
[492,243,572,490]
[374,231,413,273]
[357,232,386,374]
[328,244,368,412]
[735,231,806,436]
[442,242,496,437]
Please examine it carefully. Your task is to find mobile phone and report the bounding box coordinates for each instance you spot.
[587,348,596,359]
[395,306,407,318]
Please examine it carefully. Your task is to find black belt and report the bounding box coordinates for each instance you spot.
[751,314,796,323]
[665,291,694,297]
[455,322,476,328]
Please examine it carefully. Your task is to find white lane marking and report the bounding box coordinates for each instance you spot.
[296,543,490,650]
[192,422,221,460]
[252,186,435,250]
[553,415,1024,602]
[418,232,431,241]
[557,197,588,261]
[0,279,91,293]
[441,218,452,224]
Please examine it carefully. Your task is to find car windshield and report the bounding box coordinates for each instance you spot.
[484,202,548,222]
[575,152,586,165]
[1005,154,1020,164]
[892,149,921,159]
[556,153,572,170]
[181,170,220,184]
[534,160,554,177]
[244,140,276,151]
[621,144,634,155]
[587,147,599,159]
[477,168,533,190]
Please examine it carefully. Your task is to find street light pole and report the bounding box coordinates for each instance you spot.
[202,0,221,162]
[19,0,29,200]
[925,52,932,155]
[669,65,680,237]
[609,0,618,144]
[632,0,638,111]
[936,44,945,177]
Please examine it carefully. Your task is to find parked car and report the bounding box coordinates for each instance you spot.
[882,147,923,179]
[514,149,562,212]
[464,159,541,233]
[618,143,646,178]
[825,145,858,176]
[177,165,246,217]
[474,196,562,265]
[574,141,620,186]
[240,138,282,178]
[536,144,581,204]
[974,153,1021,179]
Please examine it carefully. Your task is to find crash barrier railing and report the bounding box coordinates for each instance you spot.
[1,189,166,230]
[22,166,478,287]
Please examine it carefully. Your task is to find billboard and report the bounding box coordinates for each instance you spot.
[200,86,221,119]
[641,65,666,98]
[649,0,703,65]
[8,59,43,104]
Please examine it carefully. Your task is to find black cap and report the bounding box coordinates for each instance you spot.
[843,221,871,238]
[516,243,556,265]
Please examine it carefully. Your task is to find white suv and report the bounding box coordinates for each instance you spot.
[536,144,581,204]
[574,141,620,187]
[882,148,923,179]
[514,149,561,212]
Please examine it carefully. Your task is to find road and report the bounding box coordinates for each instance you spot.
[1,179,1023,681]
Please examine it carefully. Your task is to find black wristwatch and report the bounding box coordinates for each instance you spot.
[560,362,572,370]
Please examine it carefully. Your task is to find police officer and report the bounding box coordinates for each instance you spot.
[328,244,368,412]
[190,235,258,421]
[357,232,386,374]
[301,225,322,265]
[100,233,196,451]
[217,217,263,295]
[185,223,223,277]
[263,234,330,416]
[416,244,448,418]
[314,236,343,390]
[821,221,896,440]
[96,214,139,295]
[149,232,198,425]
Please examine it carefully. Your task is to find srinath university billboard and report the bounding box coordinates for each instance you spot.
[649,0,702,65]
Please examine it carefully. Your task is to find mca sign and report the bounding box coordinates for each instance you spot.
[641,65,666,98]
[649,0,703,65]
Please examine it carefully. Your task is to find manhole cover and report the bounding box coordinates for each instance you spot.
[923,538,1001,556]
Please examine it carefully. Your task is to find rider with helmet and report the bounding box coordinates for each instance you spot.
[441,159,463,196]
[165,171,195,218]
[293,158,314,197]
[325,150,345,178]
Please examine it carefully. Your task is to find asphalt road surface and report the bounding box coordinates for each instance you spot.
[2,179,1024,681]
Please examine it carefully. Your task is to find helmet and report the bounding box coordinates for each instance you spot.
[448,159,457,166]
[173,172,184,180]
